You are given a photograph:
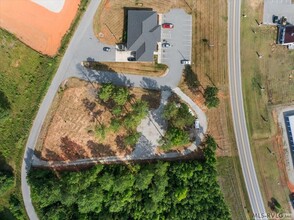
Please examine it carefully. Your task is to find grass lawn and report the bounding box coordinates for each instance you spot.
[179,0,251,218]
[85,61,168,77]
[0,1,88,218]
[217,156,250,220]
[240,0,294,213]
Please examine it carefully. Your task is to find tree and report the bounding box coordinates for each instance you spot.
[111,106,123,116]
[163,102,195,129]
[183,65,200,91]
[132,100,148,119]
[109,118,121,132]
[124,132,141,147]
[28,144,231,220]
[98,83,114,102]
[163,102,178,120]
[113,87,129,106]
[162,127,190,150]
[172,103,195,129]
[204,86,220,108]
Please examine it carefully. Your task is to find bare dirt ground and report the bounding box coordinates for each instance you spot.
[93,0,193,45]
[37,78,161,161]
[0,0,80,56]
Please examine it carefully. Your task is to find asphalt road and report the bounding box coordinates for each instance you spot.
[21,1,194,219]
[228,0,268,219]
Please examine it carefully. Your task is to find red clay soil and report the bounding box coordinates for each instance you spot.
[0,0,80,56]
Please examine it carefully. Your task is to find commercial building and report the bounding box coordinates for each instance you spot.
[285,113,294,165]
[277,24,294,49]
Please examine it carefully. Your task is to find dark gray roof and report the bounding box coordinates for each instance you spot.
[127,10,161,61]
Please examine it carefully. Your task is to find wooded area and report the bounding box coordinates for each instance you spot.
[28,136,231,219]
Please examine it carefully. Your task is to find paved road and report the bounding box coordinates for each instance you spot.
[228,0,267,219]
[21,0,197,219]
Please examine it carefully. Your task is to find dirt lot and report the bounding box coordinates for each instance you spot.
[37,78,160,161]
[93,0,193,45]
[241,0,294,213]
[0,0,80,56]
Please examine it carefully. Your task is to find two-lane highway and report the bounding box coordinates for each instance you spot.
[228,0,267,219]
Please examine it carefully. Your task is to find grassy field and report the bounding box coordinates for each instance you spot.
[0,1,88,219]
[86,61,168,77]
[179,0,251,219]
[0,28,58,219]
[241,0,294,213]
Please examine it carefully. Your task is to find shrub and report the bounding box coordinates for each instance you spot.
[95,124,107,140]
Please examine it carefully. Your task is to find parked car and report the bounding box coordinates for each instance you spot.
[195,119,200,130]
[272,15,279,23]
[162,23,174,29]
[127,57,136,61]
[180,59,191,65]
[103,47,111,52]
[162,42,171,48]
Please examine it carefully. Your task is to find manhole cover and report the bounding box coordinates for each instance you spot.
[99,32,104,38]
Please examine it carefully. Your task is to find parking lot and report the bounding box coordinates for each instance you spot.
[159,9,192,65]
[263,0,294,25]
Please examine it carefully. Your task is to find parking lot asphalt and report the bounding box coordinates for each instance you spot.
[263,0,294,25]
[160,9,192,65]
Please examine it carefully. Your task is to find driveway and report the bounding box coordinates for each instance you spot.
[263,0,294,25]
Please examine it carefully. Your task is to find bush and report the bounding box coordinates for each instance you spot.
[0,90,10,120]
[0,171,14,195]
[95,124,107,140]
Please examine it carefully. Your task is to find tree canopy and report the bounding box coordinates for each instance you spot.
[204,86,220,108]
[28,136,231,220]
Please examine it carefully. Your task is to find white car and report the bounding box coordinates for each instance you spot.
[162,43,171,48]
[195,119,200,130]
[181,59,191,65]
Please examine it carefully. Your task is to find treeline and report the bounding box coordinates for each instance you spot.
[28,136,231,220]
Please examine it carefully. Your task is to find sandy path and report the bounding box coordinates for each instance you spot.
[0,0,80,56]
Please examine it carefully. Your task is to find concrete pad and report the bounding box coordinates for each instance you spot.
[31,0,65,13]
[115,50,133,62]
[263,0,294,25]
